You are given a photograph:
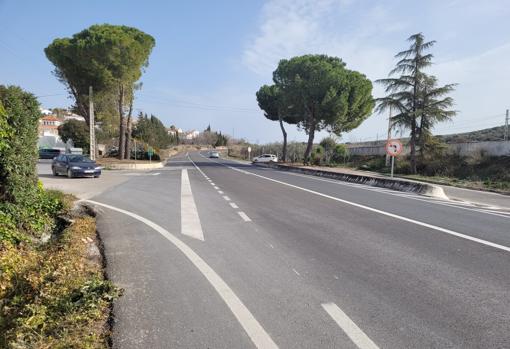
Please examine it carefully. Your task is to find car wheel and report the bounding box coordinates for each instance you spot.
[52,167,58,176]
[94,175,100,178]
[67,169,73,178]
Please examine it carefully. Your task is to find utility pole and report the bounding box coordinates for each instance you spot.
[89,86,96,160]
[385,106,393,166]
[505,109,509,141]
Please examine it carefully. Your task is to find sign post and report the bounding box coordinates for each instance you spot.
[385,139,403,178]
[247,146,252,161]
[148,146,154,163]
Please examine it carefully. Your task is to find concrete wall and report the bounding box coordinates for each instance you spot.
[346,140,510,157]
[447,141,510,157]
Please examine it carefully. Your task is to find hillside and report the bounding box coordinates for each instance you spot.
[438,125,506,143]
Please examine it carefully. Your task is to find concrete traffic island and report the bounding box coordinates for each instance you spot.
[97,159,164,170]
[255,162,449,199]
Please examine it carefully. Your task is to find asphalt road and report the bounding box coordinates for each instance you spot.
[85,152,510,348]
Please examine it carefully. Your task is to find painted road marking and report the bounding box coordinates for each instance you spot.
[266,169,510,218]
[230,202,239,209]
[238,211,252,222]
[152,172,161,176]
[211,182,216,185]
[85,200,278,349]
[181,169,205,241]
[292,268,300,276]
[223,195,231,201]
[214,186,219,190]
[322,303,379,349]
[201,157,510,253]
[218,190,224,194]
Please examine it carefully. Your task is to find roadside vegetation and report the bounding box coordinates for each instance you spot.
[0,85,119,348]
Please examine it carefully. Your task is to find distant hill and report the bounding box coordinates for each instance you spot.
[438,125,506,143]
[344,125,507,148]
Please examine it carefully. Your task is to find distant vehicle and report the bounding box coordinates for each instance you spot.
[252,154,278,163]
[209,151,220,158]
[52,154,101,178]
[39,148,63,159]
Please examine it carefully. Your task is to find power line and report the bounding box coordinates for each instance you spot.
[36,93,67,98]
[137,93,261,113]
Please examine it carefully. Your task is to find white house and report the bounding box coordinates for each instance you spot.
[184,130,200,140]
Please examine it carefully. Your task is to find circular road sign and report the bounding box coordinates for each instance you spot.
[385,139,403,157]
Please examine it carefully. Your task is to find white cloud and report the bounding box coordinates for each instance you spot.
[241,0,510,141]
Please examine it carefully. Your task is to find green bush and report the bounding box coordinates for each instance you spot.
[331,144,349,164]
[0,85,40,205]
[58,119,90,150]
[0,184,65,244]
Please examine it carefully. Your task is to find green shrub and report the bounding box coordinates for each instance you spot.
[0,85,40,205]
[331,144,349,164]
[0,184,65,244]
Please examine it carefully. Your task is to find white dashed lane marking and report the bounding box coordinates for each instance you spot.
[238,211,252,222]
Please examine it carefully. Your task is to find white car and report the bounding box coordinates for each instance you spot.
[252,154,278,163]
[209,151,220,158]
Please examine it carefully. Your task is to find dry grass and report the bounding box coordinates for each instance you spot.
[1,205,120,348]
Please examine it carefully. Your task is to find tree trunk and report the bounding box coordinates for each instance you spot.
[118,84,125,160]
[418,114,426,160]
[410,119,417,174]
[278,115,287,162]
[303,121,316,164]
[124,99,133,160]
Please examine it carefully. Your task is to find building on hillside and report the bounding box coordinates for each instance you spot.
[64,113,86,122]
[167,127,183,136]
[184,130,200,140]
[38,115,62,137]
[39,107,53,116]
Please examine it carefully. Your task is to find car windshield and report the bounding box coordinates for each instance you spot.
[68,155,93,163]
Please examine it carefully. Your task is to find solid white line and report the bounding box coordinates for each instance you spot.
[181,169,205,241]
[223,195,231,201]
[270,170,510,218]
[218,190,224,194]
[238,211,252,222]
[80,202,278,348]
[215,161,510,253]
[322,303,379,349]
[230,202,239,209]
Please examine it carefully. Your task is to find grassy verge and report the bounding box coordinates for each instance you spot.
[397,174,510,194]
[1,191,120,348]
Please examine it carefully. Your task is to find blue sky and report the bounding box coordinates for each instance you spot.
[1,0,509,143]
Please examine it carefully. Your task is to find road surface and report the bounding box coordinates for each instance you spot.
[82,152,509,348]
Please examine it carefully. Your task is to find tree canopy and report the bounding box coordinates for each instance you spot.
[132,113,175,149]
[45,24,155,159]
[256,84,298,161]
[272,54,374,162]
[58,119,90,150]
[376,33,456,173]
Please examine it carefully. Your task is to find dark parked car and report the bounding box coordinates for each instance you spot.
[52,154,101,178]
[39,148,62,159]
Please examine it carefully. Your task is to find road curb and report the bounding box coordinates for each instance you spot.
[100,161,164,170]
[256,162,449,199]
